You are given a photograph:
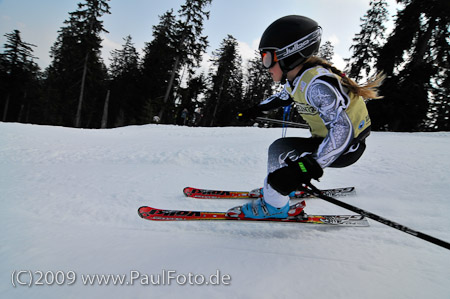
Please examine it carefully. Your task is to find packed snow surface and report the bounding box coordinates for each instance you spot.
[1,122,449,299]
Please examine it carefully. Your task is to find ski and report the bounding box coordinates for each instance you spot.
[138,203,369,226]
[183,186,355,199]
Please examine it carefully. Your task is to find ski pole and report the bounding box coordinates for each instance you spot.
[256,117,310,129]
[303,183,450,251]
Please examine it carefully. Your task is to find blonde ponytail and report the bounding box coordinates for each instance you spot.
[304,56,385,100]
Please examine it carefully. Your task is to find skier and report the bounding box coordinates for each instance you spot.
[181,108,189,126]
[233,15,384,219]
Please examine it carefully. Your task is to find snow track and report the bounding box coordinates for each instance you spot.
[1,123,449,298]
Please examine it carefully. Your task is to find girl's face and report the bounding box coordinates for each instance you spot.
[268,62,283,82]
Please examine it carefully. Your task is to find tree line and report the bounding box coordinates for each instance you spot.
[1,0,449,131]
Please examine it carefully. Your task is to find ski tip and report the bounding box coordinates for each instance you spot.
[183,187,190,196]
[138,206,151,218]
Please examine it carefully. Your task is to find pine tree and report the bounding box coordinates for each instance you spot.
[243,51,275,107]
[109,36,139,79]
[318,41,334,62]
[345,0,389,81]
[158,0,212,122]
[426,56,450,131]
[240,51,283,125]
[141,10,178,123]
[203,35,243,126]
[46,0,110,127]
[1,30,40,122]
[108,35,143,127]
[425,1,450,131]
[372,0,450,131]
[177,72,207,125]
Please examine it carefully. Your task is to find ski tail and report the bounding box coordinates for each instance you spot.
[183,187,255,199]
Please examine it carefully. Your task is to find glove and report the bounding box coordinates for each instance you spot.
[267,155,323,196]
[237,106,261,122]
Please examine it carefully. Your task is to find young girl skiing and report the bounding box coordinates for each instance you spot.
[233,15,383,219]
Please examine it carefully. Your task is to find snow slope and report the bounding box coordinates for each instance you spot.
[1,122,449,299]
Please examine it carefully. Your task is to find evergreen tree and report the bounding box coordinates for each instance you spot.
[46,0,110,128]
[109,36,140,78]
[108,35,143,127]
[159,0,212,122]
[243,51,275,107]
[241,51,283,126]
[426,52,450,131]
[185,73,207,107]
[427,88,450,131]
[141,10,178,123]
[372,0,450,131]
[203,35,243,126]
[425,1,450,131]
[345,0,389,81]
[177,73,207,125]
[318,41,334,62]
[0,30,40,123]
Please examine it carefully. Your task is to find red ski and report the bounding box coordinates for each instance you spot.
[183,186,355,199]
[138,202,369,226]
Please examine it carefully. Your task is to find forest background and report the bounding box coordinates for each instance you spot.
[1,0,449,131]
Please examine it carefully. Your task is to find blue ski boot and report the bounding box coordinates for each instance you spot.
[241,198,290,219]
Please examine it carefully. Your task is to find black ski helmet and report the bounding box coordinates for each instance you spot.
[259,15,322,73]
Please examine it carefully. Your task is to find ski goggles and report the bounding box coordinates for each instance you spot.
[260,28,322,69]
[261,50,278,69]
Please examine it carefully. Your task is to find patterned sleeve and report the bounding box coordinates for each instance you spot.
[258,86,293,111]
[306,78,353,168]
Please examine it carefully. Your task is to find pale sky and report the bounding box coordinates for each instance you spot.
[0,0,400,72]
